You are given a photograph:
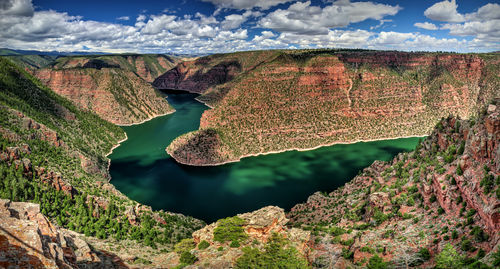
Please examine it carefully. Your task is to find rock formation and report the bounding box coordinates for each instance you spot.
[34,56,175,125]
[159,50,500,165]
[287,101,500,268]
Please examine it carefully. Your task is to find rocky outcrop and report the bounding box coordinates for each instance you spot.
[287,101,500,267]
[0,199,120,268]
[161,50,499,166]
[187,206,311,268]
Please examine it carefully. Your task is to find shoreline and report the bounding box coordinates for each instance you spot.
[105,108,176,181]
[115,109,175,127]
[167,133,427,167]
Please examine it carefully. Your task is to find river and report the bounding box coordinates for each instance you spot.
[109,93,420,223]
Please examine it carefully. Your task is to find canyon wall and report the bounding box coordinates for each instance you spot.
[159,50,500,165]
[287,102,500,268]
[34,55,178,125]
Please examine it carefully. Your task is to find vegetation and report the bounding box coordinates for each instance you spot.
[435,244,464,269]
[0,57,203,253]
[197,240,210,250]
[213,216,248,243]
[235,233,309,269]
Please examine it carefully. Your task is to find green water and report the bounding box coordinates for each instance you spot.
[109,93,421,223]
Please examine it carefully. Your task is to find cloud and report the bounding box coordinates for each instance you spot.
[0,0,497,54]
[201,0,293,10]
[424,2,500,45]
[0,0,33,16]
[414,22,438,30]
[221,10,261,29]
[465,3,500,21]
[258,0,400,35]
[117,16,130,21]
[424,0,464,22]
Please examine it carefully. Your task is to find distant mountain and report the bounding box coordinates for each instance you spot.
[0,47,108,56]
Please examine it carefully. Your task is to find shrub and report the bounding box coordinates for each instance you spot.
[435,244,464,269]
[179,251,198,265]
[230,240,240,248]
[174,239,196,254]
[419,248,431,261]
[213,216,248,243]
[367,254,389,269]
[197,240,210,250]
[235,233,309,269]
[461,239,473,252]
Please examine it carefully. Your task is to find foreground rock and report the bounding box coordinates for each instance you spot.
[0,199,126,268]
[175,206,311,268]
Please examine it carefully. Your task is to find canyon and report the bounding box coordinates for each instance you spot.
[34,55,179,125]
[0,50,499,268]
[156,50,500,166]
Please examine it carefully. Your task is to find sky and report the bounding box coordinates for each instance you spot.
[0,0,499,54]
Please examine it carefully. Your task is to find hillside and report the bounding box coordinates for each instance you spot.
[0,57,204,267]
[1,52,498,268]
[287,101,500,268]
[111,99,498,268]
[33,54,179,125]
[156,50,500,165]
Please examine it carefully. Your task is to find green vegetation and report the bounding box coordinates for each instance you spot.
[435,244,464,269]
[197,240,210,250]
[213,216,248,243]
[179,251,198,265]
[235,233,309,269]
[0,56,203,251]
[367,255,389,269]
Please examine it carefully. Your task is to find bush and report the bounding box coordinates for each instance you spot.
[419,248,431,261]
[179,251,198,265]
[174,239,196,254]
[235,233,309,269]
[197,240,210,250]
[435,244,464,269]
[461,239,473,252]
[230,240,240,248]
[213,216,248,243]
[367,254,389,269]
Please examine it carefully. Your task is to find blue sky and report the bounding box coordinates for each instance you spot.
[1,0,499,53]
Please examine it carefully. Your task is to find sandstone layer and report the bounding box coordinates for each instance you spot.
[159,50,500,165]
[287,101,500,268]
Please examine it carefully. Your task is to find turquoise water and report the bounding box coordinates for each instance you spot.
[109,93,420,223]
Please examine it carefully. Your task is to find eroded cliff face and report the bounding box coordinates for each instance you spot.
[0,199,127,269]
[287,102,500,268]
[162,50,500,165]
[35,66,174,125]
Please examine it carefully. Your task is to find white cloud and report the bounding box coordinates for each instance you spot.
[117,16,130,21]
[423,2,500,45]
[414,22,438,30]
[201,0,293,10]
[0,0,33,16]
[0,0,497,54]
[259,0,400,35]
[465,3,500,21]
[424,0,464,22]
